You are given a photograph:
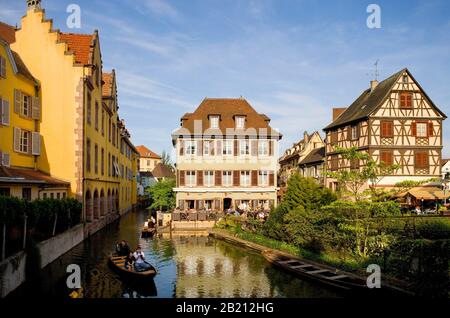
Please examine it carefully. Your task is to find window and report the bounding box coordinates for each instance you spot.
[21,94,31,117]
[258,140,268,156]
[380,121,394,137]
[416,122,427,137]
[0,188,10,197]
[223,140,233,156]
[236,116,245,129]
[101,109,105,135]
[399,92,413,108]
[86,139,91,172]
[258,171,269,186]
[108,153,111,176]
[380,151,393,166]
[0,55,6,78]
[186,140,196,155]
[203,140,212,156]
[19,130,30,153]
[402,75,408,83]
[222,171,232,186]
[108,118,111,141]
[63,193,67,199]
[240,140,250,155]
[101,148,104,175]
[87,93,91,124]
[415,151,429,169]
[186,171,196,186]
[330,155,338,171]
[22,188,31,201]
[112,123,116,146]
[43,193,47,199]
[330,130,338,145]
[204,171,214,187]
[95,102,99,130]
[57,193,61,200]
[50,193,54,199]
[240,171,251,186]
[210,116,219,129]
[351,125,359,140]
[94,144,98,174]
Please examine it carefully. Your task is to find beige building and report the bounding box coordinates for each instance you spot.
[172,98,282,212]
[136,145,161,172]
[323,68,446,191]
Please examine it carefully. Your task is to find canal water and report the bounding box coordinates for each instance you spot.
[11,210,340,298]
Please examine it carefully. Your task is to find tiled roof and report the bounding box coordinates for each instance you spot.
[173,98,281,138]
[102,72,113,97]
[136,145,161,159]
[0,21,16,44]
[152,163,174,179]
[0,167,70,186]
[299,147,325,165]
[59,33,94,65]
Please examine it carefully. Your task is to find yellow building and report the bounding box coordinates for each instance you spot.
[0,23,69,200]
[3,0,139,234]
[136,145,161,172]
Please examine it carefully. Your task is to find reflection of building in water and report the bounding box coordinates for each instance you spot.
[173,235,277,298]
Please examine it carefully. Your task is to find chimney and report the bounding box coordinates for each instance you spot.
[370,80,379,91]
[303,131,309,143]
[27,0,41,10]
[332,108,347,121]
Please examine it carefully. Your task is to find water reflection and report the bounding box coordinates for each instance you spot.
[10,210,340,298]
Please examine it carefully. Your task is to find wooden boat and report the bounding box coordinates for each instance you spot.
[109,255,157,280]
[141,227,156,238]
[262,250,368,292]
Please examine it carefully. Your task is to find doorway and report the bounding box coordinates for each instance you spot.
[223,198,232,211]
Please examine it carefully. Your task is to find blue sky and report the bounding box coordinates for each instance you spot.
[1,0,450,158]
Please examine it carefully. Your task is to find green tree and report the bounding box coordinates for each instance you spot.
[146,178,176,212]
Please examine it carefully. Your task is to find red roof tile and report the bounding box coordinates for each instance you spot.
[59,32,94,65]
[136,146,161,159]
[0,21,16,44]
[152,163,174,179]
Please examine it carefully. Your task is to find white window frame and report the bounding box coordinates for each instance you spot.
[223,140,233,156]
[239,140,250,156]
[416,122,427,137]
[20,129,30,153]
[236,116,245,129]
[185,140,196,155]
[204,171,214,187]
[240,171,250,187]
[186,171,196,187]
[22,94,31,117]
[351,125,358,140]
[203,140,211,156]
[258,140,269,156]
[210,116,219,129]
[258,171,269,186]
[222,171,232,187]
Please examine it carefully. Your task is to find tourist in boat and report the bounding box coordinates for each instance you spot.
[116,240,131,256]
[124,252,135,271]
[133,245,151,272]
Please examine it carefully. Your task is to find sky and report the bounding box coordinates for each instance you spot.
[1,0,450,159]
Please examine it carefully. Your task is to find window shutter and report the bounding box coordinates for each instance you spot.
[215,170,222,186]
[428,122,434,137]
[269,140,273,156]
[179,200,184,210]
[216,140,222,155]
[0,56,6,77]
[197,140,202,156]
[215,199,221,210]
[13,127,20,152]
[198,200,204,210]
[179,140,184,156]
[197,170,203,186]
[2,152,10,167]
[251,140,258,156]
[32,132,41,155]
[14,89,21,114]
[411,122,417,136]
[32,97,40,120]
[233,170,240,186]
[210,141,215,156]
[251,170,258,186]
[234,139,238,156]
[269,171,275,186]
[356,123,361,139]
[1,99,10,126]
[179,170,185,186]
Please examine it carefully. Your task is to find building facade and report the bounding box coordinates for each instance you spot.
[136,145,161,172]
[279,131,325,189]
[323,68,446,191]
[3,1,138,233]
[172,98,281,212]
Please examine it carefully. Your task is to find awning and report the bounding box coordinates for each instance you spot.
[0,166,70,187]
[399,187,450,200]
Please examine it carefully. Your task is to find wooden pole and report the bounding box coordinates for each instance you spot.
[52,213,58,236]
[2,223,5,261]
[22,215,27,249]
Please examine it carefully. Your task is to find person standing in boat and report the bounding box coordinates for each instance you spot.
[133,245,151,272]
[116,240,131,256]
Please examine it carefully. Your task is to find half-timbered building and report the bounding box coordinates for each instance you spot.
[323,68,446,191]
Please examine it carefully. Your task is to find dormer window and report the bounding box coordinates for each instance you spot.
[235,116,245,129]
[210,116,219,129]
[402,75,408,83]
